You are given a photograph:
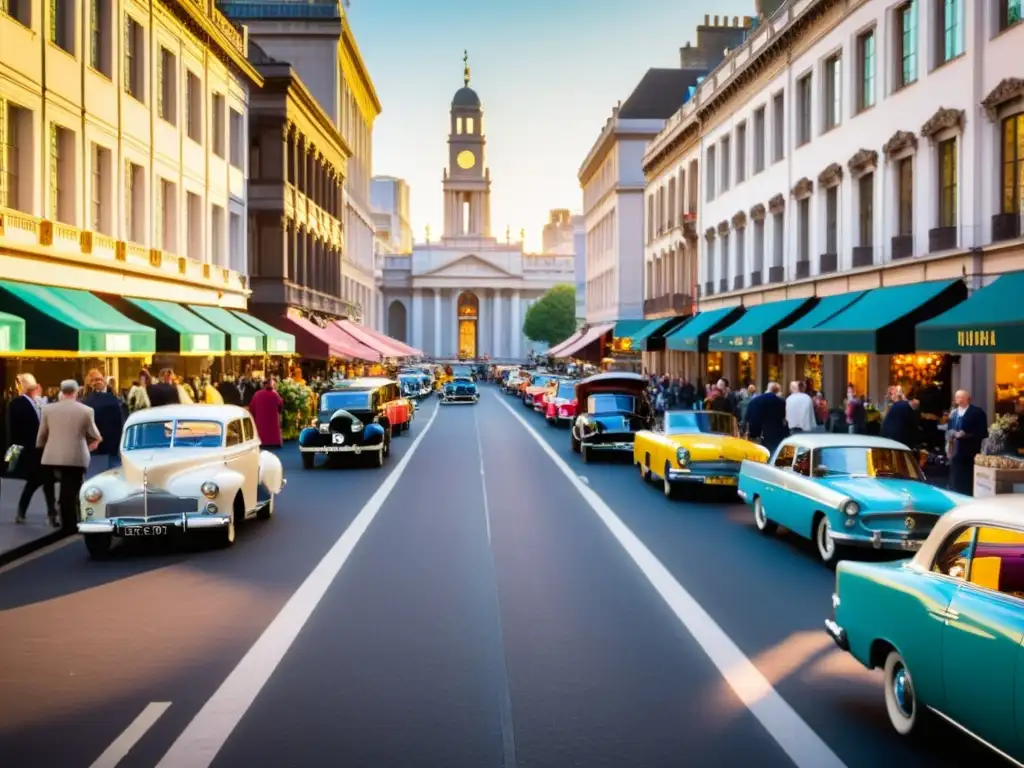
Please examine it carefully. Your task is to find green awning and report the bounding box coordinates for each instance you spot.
[0,280,155,356]
[123,298,227,355]
[778,292,869,354]
[917,271,1024,353]
[709,298,813,353]
[0,311,27,354]
[631,316,690,351]
[666,305,745,352]
[777,280,967,354]
[187,305,265,353]
[613,319,649,338]
[229,311,296,355]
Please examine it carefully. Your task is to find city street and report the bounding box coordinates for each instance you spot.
[0,389,999,768]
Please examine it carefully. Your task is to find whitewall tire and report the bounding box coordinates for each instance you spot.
[883,651,928,737]
[753,497,778,534]
[815,514,838,565]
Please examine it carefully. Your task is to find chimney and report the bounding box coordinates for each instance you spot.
[733,16,739,26]
[704,13,710,24]
[714,15,720,25]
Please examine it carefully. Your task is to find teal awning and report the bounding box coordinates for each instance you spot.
[777,280,967,354]
[229,311,296,355]
[778,292,869,354]
[0,311,27,354]
[709,298,813,353]
[613,319,649,338]
[917,271,1024,353]
[666,306,744,352]
[631,316,690,351]
[121,298,227,355]
[187,305,265,353]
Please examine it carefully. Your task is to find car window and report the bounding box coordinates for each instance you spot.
[588,394,635,414]
[665,411,737,436]
[932,526,977,580]
[242,418,255,442]
[226,419,244,447]
[773,444,796,469]
[793,448,811,476]
[968,526,1024,598]
[123,419,223,449]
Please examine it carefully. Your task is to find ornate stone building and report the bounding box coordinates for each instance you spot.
[380,60,574,361]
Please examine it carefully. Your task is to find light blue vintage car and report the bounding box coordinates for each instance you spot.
[826,495,1024,762]
[737,434,968,565]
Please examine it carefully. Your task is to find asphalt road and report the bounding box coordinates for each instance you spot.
[0,388,1001,768]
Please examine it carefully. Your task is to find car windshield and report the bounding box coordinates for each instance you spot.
[451,366,473,377]
[452,377,473,384]
[588,393,635,414]
[321,391,372,411]
[557,382,576,399]
[123,420,223,450]
[665,411,737,436]
[531,375,556,387]
[399,376,418,388]
[813,447,924,480]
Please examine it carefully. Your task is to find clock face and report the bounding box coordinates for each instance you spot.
[456,150,476,170]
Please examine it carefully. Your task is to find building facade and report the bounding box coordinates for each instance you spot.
[572,214,586,324]
[219,1,381,328]
[371,176,413,253]
[0,0,263,388]
[380,66,574,360]
[542,209,574,254]
[642,0,1024,416]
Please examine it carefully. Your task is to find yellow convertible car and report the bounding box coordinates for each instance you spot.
[635,410,770,499]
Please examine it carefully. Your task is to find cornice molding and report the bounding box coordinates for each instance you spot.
[704,226,717,240]
[717,220,731,236]
[768,193,785,213]
[921,107,965,140]
[732,210,747,229]
[981,77,1024,121]
[847,148,879,177]
[791,177,813,200]
[882,130,918,159]
[817,162,843,188]
[749,203,766,221]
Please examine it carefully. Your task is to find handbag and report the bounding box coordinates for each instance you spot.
[4,444,23,474]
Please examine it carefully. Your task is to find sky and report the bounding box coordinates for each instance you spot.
[347,0,754,252]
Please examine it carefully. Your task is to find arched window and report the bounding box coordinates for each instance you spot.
[458,292,479,318]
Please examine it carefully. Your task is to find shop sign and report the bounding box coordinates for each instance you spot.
[237,336,258,352]
[105,333,131,353]
[272,338,290,352]
[612,337,632,353]
[956,330,997,348]
[725,335,756,349]
[193,334,210,352]
[0,327,8,352]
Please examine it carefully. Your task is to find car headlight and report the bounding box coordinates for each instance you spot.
[83,486,103,503]
[351,419,364,432]
[201,481,219,499]
[842,500,860,517]
[676,447,690,466]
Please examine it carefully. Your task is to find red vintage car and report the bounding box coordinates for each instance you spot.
[544,378,579,425]
[523,373,559,411]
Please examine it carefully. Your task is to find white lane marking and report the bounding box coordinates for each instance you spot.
[492,392,847,768]
[0,534,79,575]
[473,407,492,543]
[89,702,171,768]
[155,403,442,768]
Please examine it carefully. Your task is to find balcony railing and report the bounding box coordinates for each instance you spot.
[0,207,247,293]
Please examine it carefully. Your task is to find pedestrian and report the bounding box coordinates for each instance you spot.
[37,380,102,530]
[706,386,730,413]
[127,369,152,412]
[946,389,988,496]
[5,373,58,527]
[216,374,243,406]
[845,385,866,434]
[881,386,919,450]
[83,371,125,469]
[250,377,284,449]
[148,368,181,407]
[746,382,789,454]
[785,380,816,433]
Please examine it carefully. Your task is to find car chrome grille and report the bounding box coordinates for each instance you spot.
[455,386,472,395]
[690,460,742,473]
[106,492,200,519]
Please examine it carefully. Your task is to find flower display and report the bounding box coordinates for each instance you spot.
[984,413,1019,456]
[277,378,315,441]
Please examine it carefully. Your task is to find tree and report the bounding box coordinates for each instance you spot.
[523,284,577,346]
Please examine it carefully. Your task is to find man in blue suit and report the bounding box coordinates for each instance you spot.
[947,389,988,496]
[745,382,789,454]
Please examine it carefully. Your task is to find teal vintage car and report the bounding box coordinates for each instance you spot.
[826,495,1024,761]
[737,434,968,565]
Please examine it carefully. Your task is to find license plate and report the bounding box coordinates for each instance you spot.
[705,476,738,486]
[120,524,170,537]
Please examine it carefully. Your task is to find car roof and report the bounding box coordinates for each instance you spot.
[912,494,1024,569]
[579,371,647,386]
[779,433,908,450]
[124,403,249,427]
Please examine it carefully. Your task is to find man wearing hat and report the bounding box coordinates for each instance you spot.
[37,380,103,530]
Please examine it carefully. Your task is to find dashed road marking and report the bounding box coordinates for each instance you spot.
[89,702,171,768]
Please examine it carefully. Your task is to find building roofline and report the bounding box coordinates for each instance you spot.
[169,0,264,87]
[342,14,383,117]
[255,62,353,160]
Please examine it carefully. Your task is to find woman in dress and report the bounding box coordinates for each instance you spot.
[249,377,283,448]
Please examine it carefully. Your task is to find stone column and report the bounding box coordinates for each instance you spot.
[510,289,521,360]
[411,289,424,354]
[493,289,503,359]
[433,288,442,357]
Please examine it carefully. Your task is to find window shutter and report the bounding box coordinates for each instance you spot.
[49,124,59,219]
[125,160,132,237]
[157,51,164,117]
[49,0,57,43]
[123,15,131,94]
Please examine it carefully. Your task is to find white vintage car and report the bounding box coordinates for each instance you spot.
[77,404,285,558]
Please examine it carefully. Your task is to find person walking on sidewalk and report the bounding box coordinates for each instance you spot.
[6,373,58,527]
[37,380,102,531]
[83,371,125,470]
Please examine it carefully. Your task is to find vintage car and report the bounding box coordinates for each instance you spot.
[298,378,412,469]
[570,372,654,463]
[77,404,285,557]
[635,411,770,499]
[441,375,479,404]
[523,373,559,409]
[738,434,969,565]
[398,372,431,399]
[826,495,1024,761]
[503,370,525,395]
[544,378,579,425]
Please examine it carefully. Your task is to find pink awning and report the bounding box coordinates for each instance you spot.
[553,322,615,359]
[334,319,412,358]
[547,329,586,358]
[343,319,422,357]
[278,314,379,362]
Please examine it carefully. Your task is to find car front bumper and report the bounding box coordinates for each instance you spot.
[829,529,926,551]
[298,444,384,454]
[666,464,741,487]
[79,511,231,536]
[824,618,849,651]
[583,441,634,452]
[441,394,478,403]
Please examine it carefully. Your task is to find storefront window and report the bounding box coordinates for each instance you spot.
[889,354,944,398]
[799,354,822,393]
[738,352,756,388]
[995,354,1024,416]
[847,354,869,398]
[765,353,782,388]
[706,351,723,383]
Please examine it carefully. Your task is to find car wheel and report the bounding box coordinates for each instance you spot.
[301,453,314,470]
[753,496,778,534]
[638,460,651,482]
[84,533,112,559]
[581,445,591,463]
[257,494,274,521]
[884,651,929,737]
[383,436,391,458]
[815,513,839,566]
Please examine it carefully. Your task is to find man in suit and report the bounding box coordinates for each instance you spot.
[147,368,181,408]
[947,389,988,496]
[83,372,125,469]
[746,382,789,454]
[882,388,920,449]
[37,380,102,530]
[6,373,58,526]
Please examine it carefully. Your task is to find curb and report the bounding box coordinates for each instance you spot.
[0,527,71,569]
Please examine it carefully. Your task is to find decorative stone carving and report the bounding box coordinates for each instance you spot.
[768,194,785,213]
[920,107,965,140]
[982,78,1024,121]
[847,149,879,176]
[749,203,766,221]
[883,130,918,159]
[732,210,747,229]
[717,220,731,236]
[817,163,843,188]
[791,177,813,200]
[704,226,717,240]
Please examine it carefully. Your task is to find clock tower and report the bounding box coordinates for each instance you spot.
[443,51,492,240]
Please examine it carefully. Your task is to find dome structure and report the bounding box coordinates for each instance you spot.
[452,86,480,108]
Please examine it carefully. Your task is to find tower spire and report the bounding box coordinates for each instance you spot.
[463,49,470,87]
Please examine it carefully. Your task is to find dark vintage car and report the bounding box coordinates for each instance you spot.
[570,372,654,463]
[441,376,479,404]
[298,378,413,469]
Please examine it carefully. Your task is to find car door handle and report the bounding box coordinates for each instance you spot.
[929,608,959,621]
